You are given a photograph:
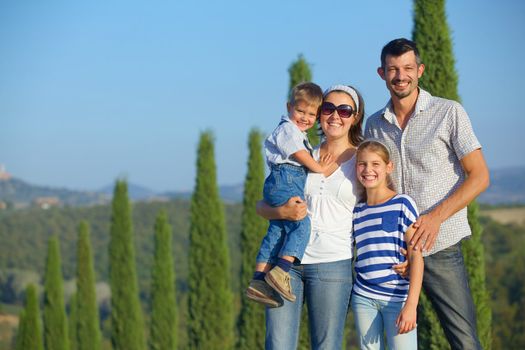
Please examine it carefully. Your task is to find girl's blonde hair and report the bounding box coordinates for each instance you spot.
[356,140,395,198]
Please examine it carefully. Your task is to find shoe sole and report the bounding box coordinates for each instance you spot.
[245,287,282,308]
[265,274,296,302]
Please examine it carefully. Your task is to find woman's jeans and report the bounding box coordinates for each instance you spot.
[351,293,417,350]
[265,259,353,350]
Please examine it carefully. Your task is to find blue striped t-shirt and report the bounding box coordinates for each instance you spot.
[352,194,419,302]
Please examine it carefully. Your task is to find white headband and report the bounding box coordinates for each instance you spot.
[323,85,360,113]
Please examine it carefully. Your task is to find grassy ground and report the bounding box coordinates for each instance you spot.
[480,206,525,225]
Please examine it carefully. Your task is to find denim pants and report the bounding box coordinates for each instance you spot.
[423,241,481,350]
[256,164,310,263]
[265,259,353,350]
[351,293,417,350]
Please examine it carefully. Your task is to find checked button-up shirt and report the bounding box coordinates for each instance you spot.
[364,89,481,256]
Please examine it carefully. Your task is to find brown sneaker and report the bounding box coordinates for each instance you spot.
[265,266,296,302]
[246,279,284,308]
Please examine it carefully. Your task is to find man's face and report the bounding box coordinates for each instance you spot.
[378,51,425,100]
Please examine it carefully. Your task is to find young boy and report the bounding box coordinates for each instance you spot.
[246,82,333,307]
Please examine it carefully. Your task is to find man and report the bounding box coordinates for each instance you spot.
[365,38,489,350]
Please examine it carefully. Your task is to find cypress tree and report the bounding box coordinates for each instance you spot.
[68,293,78,350]
[150,210,178,350]
[288,54,319,146]
[413,1,492,348]
[108,180,146,350]
[43,236,70,350]
[464,201,492,348]
[236,129,267,349]
[187,131,233,349]
[16,284,44,350]
[76,221,102,350]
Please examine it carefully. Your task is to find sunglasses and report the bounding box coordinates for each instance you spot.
[320,102,355,118]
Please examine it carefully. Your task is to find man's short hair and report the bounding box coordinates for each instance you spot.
[380,38,422,68]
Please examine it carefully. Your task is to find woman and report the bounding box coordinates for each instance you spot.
[257,84,364,349]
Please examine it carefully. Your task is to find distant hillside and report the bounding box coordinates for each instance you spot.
[0,177,244,208]
[0,178,109,207]
[478,166,525,205]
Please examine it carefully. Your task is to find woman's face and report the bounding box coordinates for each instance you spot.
[319,91,357,141]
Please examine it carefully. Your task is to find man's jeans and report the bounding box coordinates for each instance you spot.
[423,241,482,350]
[351,293,417,350]
[257,164,310,263]
[265,259,353,349]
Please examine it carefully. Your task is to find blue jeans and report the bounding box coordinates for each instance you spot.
[423,241,481,350]
[265,259,353,350]
[256,164,310,263]
[351,293,417,350]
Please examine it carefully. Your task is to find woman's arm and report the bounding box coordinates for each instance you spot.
[255,196,307,221]
[396,224,424,334]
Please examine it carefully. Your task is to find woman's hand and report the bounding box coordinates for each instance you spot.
[392,248,409,277]
[255,196,307,221]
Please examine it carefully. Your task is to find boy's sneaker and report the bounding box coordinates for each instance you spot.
[265,266,296,302]
[246,279,284,308]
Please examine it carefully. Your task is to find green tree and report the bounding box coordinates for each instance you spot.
[288,54,318,146]
[16,284,44,350]
[108,180,146,350]
[187,131,234,349]
[68,293,78,350]
[413,0,492,348]
[150,210,178,350]
[236,129,267,349]
[76,221,102,350]
[43,236,70,350]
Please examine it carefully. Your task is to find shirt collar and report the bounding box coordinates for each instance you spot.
[381,88,433,124]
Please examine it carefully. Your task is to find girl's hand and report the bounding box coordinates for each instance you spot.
[396,304,417,334]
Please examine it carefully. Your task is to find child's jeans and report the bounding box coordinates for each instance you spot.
[351,292,417,350]
[256,163,310,264]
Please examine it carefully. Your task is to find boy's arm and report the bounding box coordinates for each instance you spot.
[396,224,424,334]
[292,150,333,173]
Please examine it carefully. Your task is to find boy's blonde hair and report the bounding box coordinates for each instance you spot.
[289,82,323,107]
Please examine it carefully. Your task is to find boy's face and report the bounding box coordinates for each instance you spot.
[287,100,319,132]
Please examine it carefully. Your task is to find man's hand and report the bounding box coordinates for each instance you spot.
[411,211,443,252]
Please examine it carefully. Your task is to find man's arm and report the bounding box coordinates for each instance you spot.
[410,149,490,252]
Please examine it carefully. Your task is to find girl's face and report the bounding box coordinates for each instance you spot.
[356,149,393,190]
[319,92,356,141]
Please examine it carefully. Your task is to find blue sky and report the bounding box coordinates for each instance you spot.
[1,0,524,192]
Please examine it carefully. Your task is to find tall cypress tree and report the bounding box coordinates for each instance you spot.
[43,236,70,350]
[108,180,146,350]
[236,129,267,349]
[16,284,44,350]
[76,221,102,350]
[288,54,318,146]
[68,293,78,350]
[413,0,492,348]
[150,210,178,350]
[187,131,233,349]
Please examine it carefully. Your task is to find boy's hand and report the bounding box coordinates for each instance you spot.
[396,304,417,334]
[318,153,334,171]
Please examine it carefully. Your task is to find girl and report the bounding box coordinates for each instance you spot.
[351,139,423,350]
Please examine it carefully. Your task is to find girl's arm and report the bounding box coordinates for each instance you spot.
[255,196,307,221]
[396,224,424,334]
[293,150,333,173]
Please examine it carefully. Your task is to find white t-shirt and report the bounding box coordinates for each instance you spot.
[301,148,363,264]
